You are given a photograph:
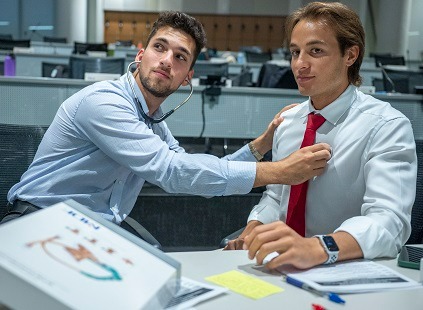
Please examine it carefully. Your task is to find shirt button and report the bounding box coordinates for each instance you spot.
[118,181,123,184]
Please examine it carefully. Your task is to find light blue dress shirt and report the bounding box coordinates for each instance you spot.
[8,75,256,223]
[248,85,417,259]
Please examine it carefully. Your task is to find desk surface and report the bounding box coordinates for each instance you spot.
[169,250,423,310]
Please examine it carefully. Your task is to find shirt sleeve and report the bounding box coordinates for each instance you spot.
[73,91,256,197]
[335,116,417,259]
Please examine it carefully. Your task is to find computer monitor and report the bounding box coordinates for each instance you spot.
[0,39,30,50]
[73,42,108,55]
[69,55,125,79]
[374,54,405,67]
[193,60,229,79]
[244,50,272,63]
[43,36,67,44]
[42,62,69,78]
[382,66,423,94]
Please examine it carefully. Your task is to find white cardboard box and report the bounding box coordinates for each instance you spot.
[0,200,180,310]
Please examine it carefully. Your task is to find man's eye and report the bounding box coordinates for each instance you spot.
[177,54,187,61]
[290,50,299,57]
[154,43,164,51]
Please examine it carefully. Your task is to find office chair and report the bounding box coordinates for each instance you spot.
[0,123,162,249]
[244,50,272,63]
[69,55,125,79]
[406,140,423,244]
[42,62,69,78]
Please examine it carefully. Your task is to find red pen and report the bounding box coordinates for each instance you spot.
[312,304,327,310]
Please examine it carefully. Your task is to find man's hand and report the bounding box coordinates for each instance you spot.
[223,220,262,250]
[254,143,331,187]
[251,104,298,156]
[242,221,328,269]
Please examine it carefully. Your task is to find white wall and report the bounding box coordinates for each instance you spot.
[56,0,87,43]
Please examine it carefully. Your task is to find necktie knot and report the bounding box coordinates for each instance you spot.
[307,113,326,131]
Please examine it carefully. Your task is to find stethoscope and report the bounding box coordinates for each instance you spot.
[126,60,193,124]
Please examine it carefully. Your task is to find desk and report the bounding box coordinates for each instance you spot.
[169,250,423,310]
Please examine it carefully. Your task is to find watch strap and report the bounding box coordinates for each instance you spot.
[314,235,339,264]
[248,142,264,161]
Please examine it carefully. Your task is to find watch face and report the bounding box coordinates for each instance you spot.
[323,236,339,251]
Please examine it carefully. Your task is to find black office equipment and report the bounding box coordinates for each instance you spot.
[42,62,69,78]
[69,55,125,79]
[0,39,30,50]
[43,36,67,44]
[193,60,229,80]
[374,54,405,67]
[257,63,297,89]
[381,65,423,93]
[0,61,3,75]
[73,41,108,55]
[244,50,272,63]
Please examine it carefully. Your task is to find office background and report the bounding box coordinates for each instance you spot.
[1,0,423,252]
[0,0,422,61]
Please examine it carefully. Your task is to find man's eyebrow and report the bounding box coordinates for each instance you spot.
[290,40,327,48]
[155,37,192,56]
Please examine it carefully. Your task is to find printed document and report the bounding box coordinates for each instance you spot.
[278,260,421,293]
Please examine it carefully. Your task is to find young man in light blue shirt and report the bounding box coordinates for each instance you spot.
[2,12,330,230]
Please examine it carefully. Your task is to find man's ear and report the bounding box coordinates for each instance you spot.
[182,69,194,86]
[135,49,145,68]
[346,45,359,67]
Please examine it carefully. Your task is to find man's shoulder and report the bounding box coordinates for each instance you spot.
[353,90,408,121]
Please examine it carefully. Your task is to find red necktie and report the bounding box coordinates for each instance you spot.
[286,113,326,236]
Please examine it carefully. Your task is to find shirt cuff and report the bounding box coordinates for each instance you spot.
[224,160,256,195]
[335,217,399,259]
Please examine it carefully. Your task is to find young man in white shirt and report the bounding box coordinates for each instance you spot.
[226,2,417,270]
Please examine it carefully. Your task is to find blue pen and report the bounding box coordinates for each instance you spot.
[285,276,346,304]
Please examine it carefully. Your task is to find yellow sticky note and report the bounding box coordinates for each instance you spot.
[205,270,283,300]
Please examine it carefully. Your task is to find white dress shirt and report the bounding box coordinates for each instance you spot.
[248,85,417,259]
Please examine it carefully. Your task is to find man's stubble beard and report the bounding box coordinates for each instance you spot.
[139,73,174,98]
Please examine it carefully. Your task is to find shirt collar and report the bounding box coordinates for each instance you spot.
[300,85,357,126]
[123,73,164,121]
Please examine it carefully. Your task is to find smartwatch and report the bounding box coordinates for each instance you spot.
[314,235,339,264]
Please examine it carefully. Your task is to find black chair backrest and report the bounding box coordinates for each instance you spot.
[69,55,125,79]
[0,124,48,219]
[407,140,423,244]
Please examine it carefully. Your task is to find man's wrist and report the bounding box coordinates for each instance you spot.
[248,141,264,161]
